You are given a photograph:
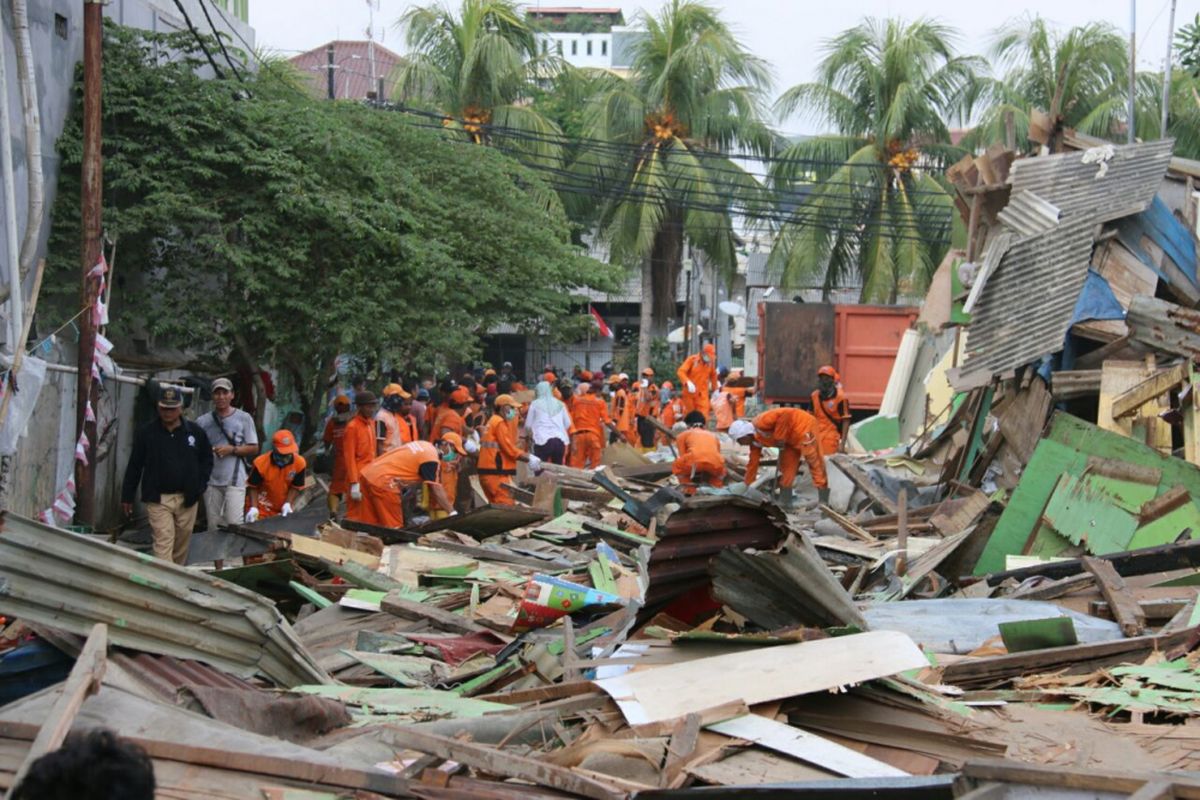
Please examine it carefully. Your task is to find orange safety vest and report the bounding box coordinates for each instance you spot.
[250,452,307,517]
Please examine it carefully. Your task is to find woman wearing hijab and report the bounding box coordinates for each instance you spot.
[523,380,573,465]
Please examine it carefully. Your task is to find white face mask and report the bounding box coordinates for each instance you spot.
[640,379,649,388]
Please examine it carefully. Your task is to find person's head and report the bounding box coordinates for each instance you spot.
[210,377,234,411]
[381,383,410,413]
[495,394,519,420]
[354,391,378,419]
[729,418,756,446]
[684,411,706,428]
[11,728,155,800]
[437,432,469,462]
[157,385,184,425]
[817,365,838,394]
[333,394,351,421]
[501,361,513,375]
[702,343,716,365]
[607,375,621,391]
[270,429,298,468]
[662,381,673,391]
[483,368,497,383]
[543,370,557,384]
[416,387,430,403]
[535,381,554,401]
[640,367,655,387]
[590,377,603,394]
[351,374,367,391]
[449,386,472,413]
[572,365,582,377]
[718,366,730,382]
[580,370,593,383]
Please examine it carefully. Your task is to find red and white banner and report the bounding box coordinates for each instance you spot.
[589,305,614,339]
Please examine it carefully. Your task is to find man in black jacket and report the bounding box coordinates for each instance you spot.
[121,386,213,564]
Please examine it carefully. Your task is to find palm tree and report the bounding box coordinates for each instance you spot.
[770,18,977,303]
[965,16,1155,151]
[579,0,774,368]
[393,0,562,163]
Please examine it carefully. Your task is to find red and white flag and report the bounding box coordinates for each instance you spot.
[589,305,614,339]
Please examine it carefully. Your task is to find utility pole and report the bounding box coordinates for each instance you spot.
[326,44,336,100]
[0,4,23,351]
[75,0,103,527]
[1128,0,1137,144]
[1161,0,1178,138]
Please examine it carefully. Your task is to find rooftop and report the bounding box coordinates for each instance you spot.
[287,40,404,101]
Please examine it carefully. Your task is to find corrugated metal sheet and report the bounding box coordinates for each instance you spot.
[962,141,1174,379]
[113,653,258,702]
[996,191,1061,236]
[0,513,329,687]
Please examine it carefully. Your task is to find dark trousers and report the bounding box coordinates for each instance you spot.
[533,439,567,465]
[637,416,657,448]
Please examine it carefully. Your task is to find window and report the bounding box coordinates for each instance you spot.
[586,40,593,56]
[542,40,549,54]
[571,40,577,56]
[54,13,68,39]
[556,40,563,55]
[601,40,608,56]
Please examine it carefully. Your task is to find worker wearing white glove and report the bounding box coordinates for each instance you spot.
[527,454,542,473]
[687,380,696,394]
[244,507,260,523]
[281,502,293,517]
[349,483,362,502]
[245,429,308,523]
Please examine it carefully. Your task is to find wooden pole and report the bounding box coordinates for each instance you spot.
[75,0,103,527]
[895,488,908,577]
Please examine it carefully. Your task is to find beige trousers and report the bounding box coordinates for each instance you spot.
[145,493,198,565]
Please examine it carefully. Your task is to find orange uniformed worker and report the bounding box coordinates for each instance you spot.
[342,390,379,520]
[245,430,307,521]
[811,366,851,455]
[715,369,754,432]
[659,384,683,445]
[433,386,471,441]
[730,409,829,507]
[676,343,719,420]
[609,375,635,446]
[570,377,617,469]
[673,411,727,494]
[349,437,464,529]
[633,368,660,450]
[478,395,540,505]
[376,383,414,453]
[322,394,352,516]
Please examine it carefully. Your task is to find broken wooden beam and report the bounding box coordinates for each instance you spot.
[380,593,488,635]
[829,456,897,515]
[983,538,1200,586]
[1112,363,1189,419]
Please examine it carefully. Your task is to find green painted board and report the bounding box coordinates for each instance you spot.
[850,414,900,452]
[343,650,445,686]
[1127,501,1200,551]
[975,413,1200,574]
[1085,475,1158,514]
[998,617,1077,653]
[1040,474,1138,554]
[289,581,332,609]
[291,686,509,718]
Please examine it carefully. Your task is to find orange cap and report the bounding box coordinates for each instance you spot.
[641,367,655,376]
[438,431,468,455]
[818,365,839,380]
[449,386,472,404]
[272,429,299,455]
[543,371,556,383]
[494,394,518,408]
[703,343,716,358]
[383,382,411,399]
[333,394,350,410]
[580,370,593,381]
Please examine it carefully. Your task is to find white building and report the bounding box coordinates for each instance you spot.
[526,6,638,75]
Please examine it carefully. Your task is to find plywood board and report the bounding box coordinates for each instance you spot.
[288,534,380,570]
[1041,473,1139,554]
[593,631,926,726]
[706,714,908,779]
[1099,360,1171,453]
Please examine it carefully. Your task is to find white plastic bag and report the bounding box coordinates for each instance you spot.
[0,355,47,455]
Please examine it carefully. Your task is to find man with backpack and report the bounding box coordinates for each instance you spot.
[196,377,258,531]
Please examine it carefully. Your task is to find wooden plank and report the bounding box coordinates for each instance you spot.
[828,456,897,515]
[962,758,1200,796]
[380,593,488,635]
[1113,364,1189,419]
[1089,597,1190,621]
[381,727,624,800]
[594,631,926,726]
[4,624,107,799]
[1074,335,1133,370]
[1008,573,1094,601]
[819,506,878,543]
[1082,556,1146,636]
[1139,486,1191,523]
[707,714,908,780]
[1127,782,1176,800]
[478,680,598,705]
[984,535,1200,587]
[288,534,380,569]
[661,712,701,788]
[896,490,909,577]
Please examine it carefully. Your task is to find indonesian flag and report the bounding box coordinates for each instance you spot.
[590,305,614,339]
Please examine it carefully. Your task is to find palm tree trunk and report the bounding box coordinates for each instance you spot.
[637,253,653,370]
[650,210,684,332]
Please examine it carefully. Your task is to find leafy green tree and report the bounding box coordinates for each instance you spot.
[1177,13,1200,78]
[965,16,1155,150]
[46,24,615,448]
[392,0,562,163]
[770,18,975,303]
[580,0,774,368]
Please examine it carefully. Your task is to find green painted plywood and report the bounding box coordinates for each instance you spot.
[1040,474,1138,554]
[1127,501,1200,550]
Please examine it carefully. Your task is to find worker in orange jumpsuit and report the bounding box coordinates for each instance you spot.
[608,375,636,446]
[350,437,463,528]
[634,368,660,450]
[714,370,755,433]
[676,343,719,421]
[322,394,352,516]
[376,383,414,453]
[730,409,828,508]
[569,378,617,469]
[432,386,471,440]
[478,395,540,505]
[244,429,307,521]
[342,390,379,520]
[659,385,683,445]
[811,365,851,456]
[673,412,727,494]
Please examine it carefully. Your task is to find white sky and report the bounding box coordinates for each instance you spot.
[250,0,1184,135]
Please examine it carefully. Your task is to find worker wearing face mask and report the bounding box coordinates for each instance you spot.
[349,436,464,528]
[811,365,851,455]
[376,383,414,453]
[245,430,307,521]
[676,343,719,422]
[478,394,540,505]
[730,411,829,508]
[322,394,352,516]
[634,368,660,451]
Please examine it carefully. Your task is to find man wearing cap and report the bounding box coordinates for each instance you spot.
[730,410,828,508]
[608,374,634,446]
[673,411,727,494]
[811,365,850,455]
[376,383,417,453]
[322,395,353,516]
[479,394,540,505]
[341,390,379,520]
[245,430,307,521]
[676,343,719,422]
[349,436,464,528]
[432,386,471,440]
[196,377,259,531]
[634,368,660,451]
[121,386,214,564]
[569,378,617,469]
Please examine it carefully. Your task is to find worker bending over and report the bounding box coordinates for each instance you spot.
[812,365,851,455]
[729,408,829,507]
[245,430,306,521]
[349,437,464,528]
[479,395,540,505]
[672,412,726,495]
[676,343,719,421]
[570,378,618,469]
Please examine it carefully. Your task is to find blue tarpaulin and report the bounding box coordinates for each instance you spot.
[1070,270,1125,325]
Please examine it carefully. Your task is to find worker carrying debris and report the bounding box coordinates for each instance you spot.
[479,394,541,506]
[347,436,465,528]
[730,408,828,507]
[676,343,719,421]
[245,430,306,522]
[672,411,727,494]
[569,377,618,469]
[812,365,851,455]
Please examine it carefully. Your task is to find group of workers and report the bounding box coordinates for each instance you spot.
[303,351,853,526]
